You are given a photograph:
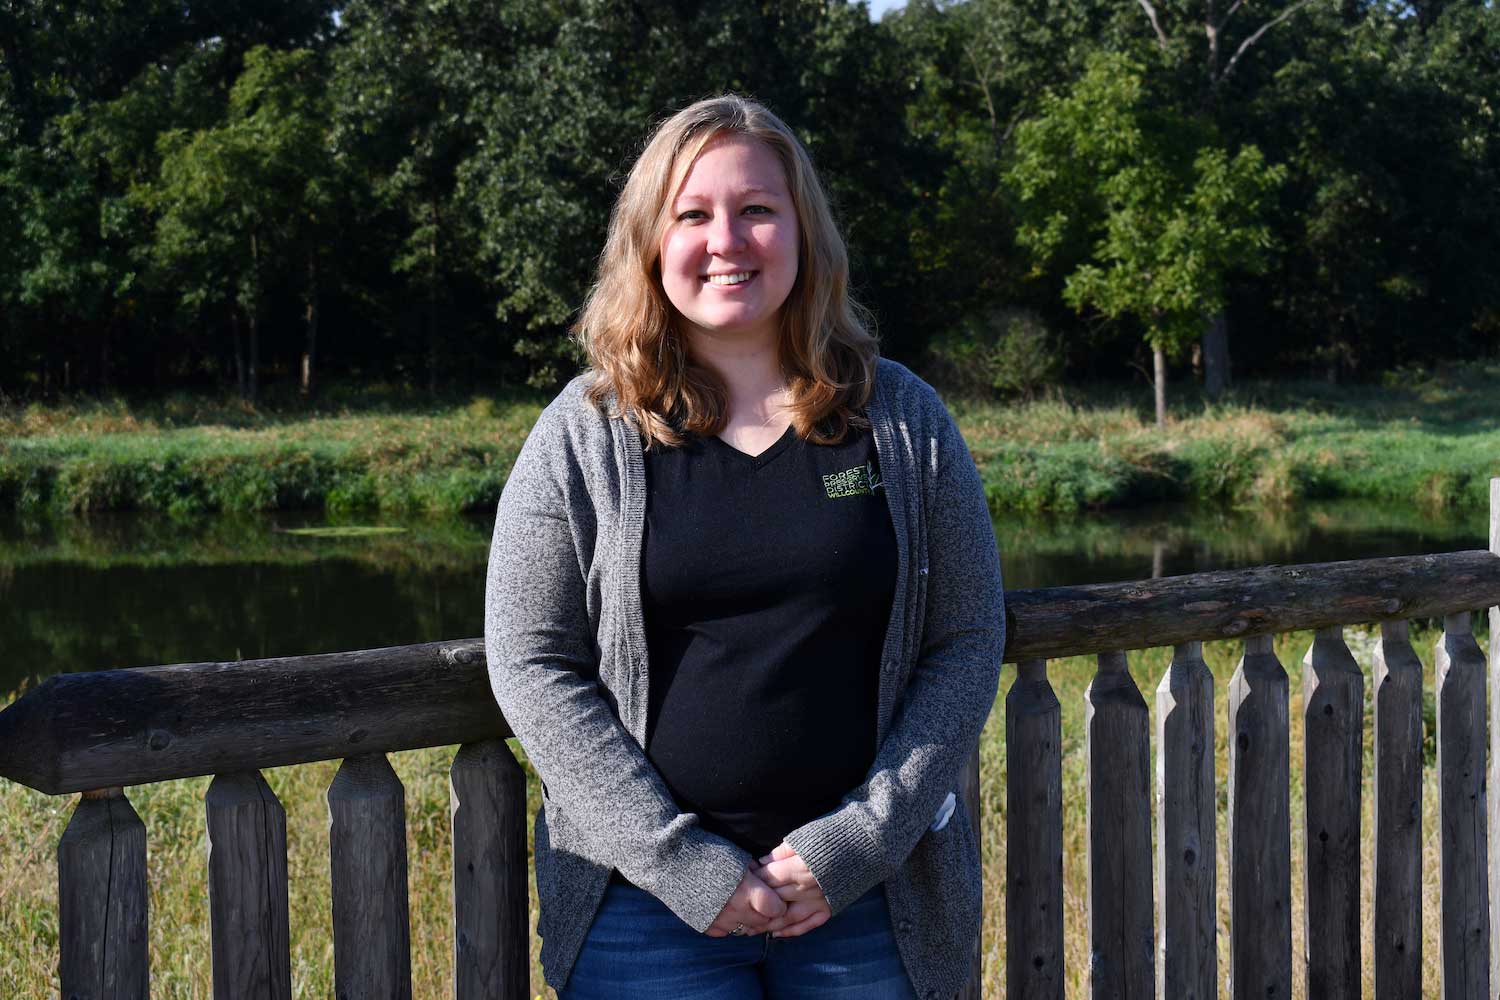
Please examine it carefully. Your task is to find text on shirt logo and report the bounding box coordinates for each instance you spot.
[822,461,882,499]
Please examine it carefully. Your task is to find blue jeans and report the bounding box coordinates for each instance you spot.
[558,881,919,999]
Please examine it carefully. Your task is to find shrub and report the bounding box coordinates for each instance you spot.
[926,307,1062,401]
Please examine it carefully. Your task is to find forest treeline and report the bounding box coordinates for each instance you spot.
[2,0,1497,401]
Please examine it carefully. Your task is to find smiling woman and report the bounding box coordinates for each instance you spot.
[657,135,801,357]
[483,95,1005,1000]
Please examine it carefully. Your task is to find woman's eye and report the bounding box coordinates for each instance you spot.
[744,205,772,215]
[677,210,706,222]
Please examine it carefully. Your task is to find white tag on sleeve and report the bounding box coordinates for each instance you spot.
[928,791,956,833]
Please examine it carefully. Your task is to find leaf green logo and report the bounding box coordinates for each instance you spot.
[823,461,882,499]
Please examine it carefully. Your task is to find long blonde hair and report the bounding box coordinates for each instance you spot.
[576,94,878,448]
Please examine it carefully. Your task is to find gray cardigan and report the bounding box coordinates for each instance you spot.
[484,357,1005,1000]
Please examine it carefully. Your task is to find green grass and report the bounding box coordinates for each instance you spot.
[3,362,1499,515]
[0,624,1472,998]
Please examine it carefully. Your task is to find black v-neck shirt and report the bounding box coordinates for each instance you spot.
[638,421,898,858]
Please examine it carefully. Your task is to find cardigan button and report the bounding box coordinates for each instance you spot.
[898,919,913,935]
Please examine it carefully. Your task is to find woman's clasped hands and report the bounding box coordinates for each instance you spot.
[705,843,833,939]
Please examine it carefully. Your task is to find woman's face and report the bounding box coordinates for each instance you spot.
[658,134,800,353]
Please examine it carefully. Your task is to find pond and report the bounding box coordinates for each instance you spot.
[0,500,1487,694]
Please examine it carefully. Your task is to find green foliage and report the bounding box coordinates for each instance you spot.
[1006,52,1286,358]
[926,307,1061,401]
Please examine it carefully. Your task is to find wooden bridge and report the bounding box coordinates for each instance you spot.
[3,479,1499,999]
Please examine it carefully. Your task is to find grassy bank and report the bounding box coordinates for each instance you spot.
[3,363,1499,515]
[0,627,1456,997]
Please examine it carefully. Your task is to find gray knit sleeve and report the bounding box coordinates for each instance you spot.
[483,393,752,932]
[781,378,1006,914]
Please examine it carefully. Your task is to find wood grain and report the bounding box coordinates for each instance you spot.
[1006,659,1063,1000]
[1373,619,1424,999]
[956,743,983,1000]
[1434,613,1490,1000]
[0,639,503,794]
[327,753,411,1000]
[1086,651,1154,999]
[6,551,1500,794]
[1155,642,1216,1000]
[450,740,529,1000]
[205,771,291,1000]
[1490,478,1500,992]
[1227,635,1291,1000]
[1003,549,1500,662]
[1301,626,1364,999]
[58,788,149,1000]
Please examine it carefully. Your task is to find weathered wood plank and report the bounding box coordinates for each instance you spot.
[1228,634,1291,1000]
[1435,613,1490,1000]
[1302,625,1364,999]
[1155,641,1216,1000]
[7,552,1500,794]
[327,753,411,1000]
[1490,478,1500,993]
[1373,619,1423,1000]
[206,771,291,1000]
[450,740,529,1000]
[0,639,504,794]
[58,787,149,1000]
[1086,651,1154,999]
[1002,549,1500,662]
[956,742,983,1000]
[1006,659,1063,1000]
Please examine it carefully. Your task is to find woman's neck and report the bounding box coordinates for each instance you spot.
[686,330,787,426]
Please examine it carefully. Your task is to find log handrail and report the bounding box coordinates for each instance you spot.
[3,549,1499,795]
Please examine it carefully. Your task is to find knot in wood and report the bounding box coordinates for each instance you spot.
[442,645,479,667]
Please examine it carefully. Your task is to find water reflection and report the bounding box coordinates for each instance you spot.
[0,501,1487,692]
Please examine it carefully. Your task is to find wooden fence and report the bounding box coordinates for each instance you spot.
[3,478,1500,999]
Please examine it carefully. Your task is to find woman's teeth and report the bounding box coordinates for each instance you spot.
[706,272,755,285]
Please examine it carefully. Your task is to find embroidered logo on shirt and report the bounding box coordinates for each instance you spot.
[823,461,883,499]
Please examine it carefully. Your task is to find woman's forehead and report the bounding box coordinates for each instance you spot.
[670,134,789,202]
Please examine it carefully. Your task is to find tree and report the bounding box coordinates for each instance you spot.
[1006,52,1284,427]
[148,46,338,400]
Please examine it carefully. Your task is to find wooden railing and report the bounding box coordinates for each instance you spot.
[3,479,1499,999]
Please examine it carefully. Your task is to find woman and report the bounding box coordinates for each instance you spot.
[484,94,1005,1000]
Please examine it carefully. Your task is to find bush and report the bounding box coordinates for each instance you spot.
[926,307,1062,401]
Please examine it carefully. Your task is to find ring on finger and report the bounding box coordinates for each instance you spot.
[730,923,746,937]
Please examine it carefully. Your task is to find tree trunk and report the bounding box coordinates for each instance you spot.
[1154,345,1168,429]
[301,254,318,398]
[248,230,260,404]
[98,318,112,392]
[1203,311,1230,399]
[231,309,246,399]
[427,199,440,395]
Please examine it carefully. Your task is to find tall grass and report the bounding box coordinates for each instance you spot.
[5,363,1500,515]
[0,625,1465,998]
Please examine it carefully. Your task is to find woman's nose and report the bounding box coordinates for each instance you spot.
[705,214,746,256]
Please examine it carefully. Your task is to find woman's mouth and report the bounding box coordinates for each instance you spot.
[703,271,758,287]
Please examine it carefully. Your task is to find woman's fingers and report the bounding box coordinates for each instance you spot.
[771,907,831,938]
[746,876,787,919]
[753,857,820,894]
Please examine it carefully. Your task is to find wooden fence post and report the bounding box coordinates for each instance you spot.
[1435,613,1490,999]
[58,787,149,1000]
[1373,619,1423,998]
[1006,658,1063,1000]
[450,739,529,1000]
[205,771,291,1000]
[956,742,983,1000]
[1085,651,1154,999]
[1227,634,1291,1000]
[1302,625,1364,998]
[1489,476,1500,992]
[1156,641,1216,1000]
[327,753,412,1000]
